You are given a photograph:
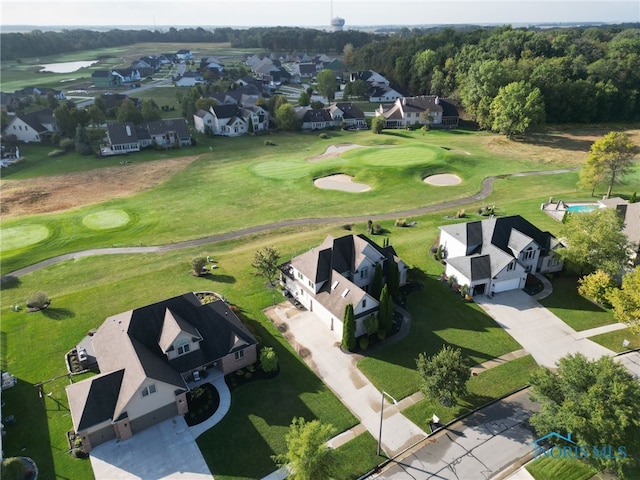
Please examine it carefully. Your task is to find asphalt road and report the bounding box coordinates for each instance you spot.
[371,388,539,480]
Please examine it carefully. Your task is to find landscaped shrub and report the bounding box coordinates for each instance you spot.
[630,192,637,203]
[264,140,276,146]
[478,205,496,216]
[48,149,65,157]
[359,336,369,350]
[342,223,352,230]
[318,133,329,139]
[455,209,466,218]
[190,256,207,276]
[26,291,50,310]
[259,346,279,373]
[395,218,408,227]
[1,457,25,480]
[372,224,382,234]
[59,138,75,152]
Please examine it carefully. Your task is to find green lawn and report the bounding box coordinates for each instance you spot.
[4,127,623,275]
[2,123,640,480]
[402,355,539,430]
[538,275,618,331]
[589,328,640,352]
[526,456,597,480]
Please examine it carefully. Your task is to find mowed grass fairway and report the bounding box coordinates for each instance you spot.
[6,126,638,275]
[1,124,639,480]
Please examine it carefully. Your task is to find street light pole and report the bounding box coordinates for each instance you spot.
[377,390,398,456]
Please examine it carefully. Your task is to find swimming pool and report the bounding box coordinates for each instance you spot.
[566,204,600,213]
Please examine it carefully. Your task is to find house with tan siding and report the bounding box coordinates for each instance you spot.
[65,293,257,452]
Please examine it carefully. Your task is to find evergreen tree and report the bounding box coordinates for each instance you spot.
[378,285,394,335]
[74,124,93,155]
[388,261,400,299]
[342,303,356,351]
[371,264,383,300]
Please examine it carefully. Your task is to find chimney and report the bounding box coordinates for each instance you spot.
[402,97,406,106]
[435,96,440,105]
[125,125,132,136]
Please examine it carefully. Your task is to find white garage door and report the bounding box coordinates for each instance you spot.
[493,277,522,293]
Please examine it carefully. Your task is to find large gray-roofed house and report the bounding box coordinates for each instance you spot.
[3,108,59,143]
[281,234,408,337]
[376,95,459,128]
[439,215,563,296]
[66,293,257,452]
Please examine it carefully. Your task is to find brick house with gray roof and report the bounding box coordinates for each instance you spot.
[280,234,408,337]
[66,293,257,452]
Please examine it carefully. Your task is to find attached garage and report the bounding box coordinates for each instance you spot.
[492,277,523,293]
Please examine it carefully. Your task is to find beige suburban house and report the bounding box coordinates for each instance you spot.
[65,293,257,452]
[438,215,564,296]
[376,95,459,128]
[280,234,408,337]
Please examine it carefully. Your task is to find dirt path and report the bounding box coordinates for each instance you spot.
[2,168,578,280]
[0,155,201,218]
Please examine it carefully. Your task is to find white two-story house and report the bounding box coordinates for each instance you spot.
[281,234,408,338]
[438,215,564,296]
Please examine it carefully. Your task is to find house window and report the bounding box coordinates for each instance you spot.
[548,256,560,267]
[176,340,190,355]
[297,272,303,280]
[360,267,368,279]
[308,280,313,288]
[507,261,515,271]
[523,249,535,260]
[362,299,367,308]
[141,384,157,397]
[234,349,244,361]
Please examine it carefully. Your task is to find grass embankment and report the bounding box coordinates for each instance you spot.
[526,456,597,480]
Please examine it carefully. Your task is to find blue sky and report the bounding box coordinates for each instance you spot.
[2,0,638,27]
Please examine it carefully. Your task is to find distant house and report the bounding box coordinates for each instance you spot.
[130,60,154,78]
[376,96,459,128]
[65,293,258,452]
[101,119,191,156]
[280,234,408,337]
[176,49,193,61]
[201,103,269,136]
[14,86,66,101]
[367,83,404,103]
[297,102,365,130]
[92,70,122,88]
[438,215,564,296]
[0,92,20,112]
[112,69,142,84]
[349,70,389,85]
[200,56,225,73]
[175,71,204,87]
[3,108,58,143]
[298,63,317,78]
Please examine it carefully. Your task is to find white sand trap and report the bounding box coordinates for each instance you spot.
[314,174,371,192]
[307,144,363,162]
[424,173,462,186]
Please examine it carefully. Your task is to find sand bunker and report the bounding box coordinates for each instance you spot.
[307,144,363,162]
[424,173,462,186]
[314,174,371,193]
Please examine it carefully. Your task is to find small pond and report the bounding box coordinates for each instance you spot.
[39,60,98,73]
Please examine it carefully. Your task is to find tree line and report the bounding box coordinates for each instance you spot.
[0,26,381,60]
[351,24,640,125]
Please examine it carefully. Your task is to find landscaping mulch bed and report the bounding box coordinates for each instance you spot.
[226,364,280,392]
[184,382,220,427]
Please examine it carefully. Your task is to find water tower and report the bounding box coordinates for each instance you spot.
[330,0,345,31]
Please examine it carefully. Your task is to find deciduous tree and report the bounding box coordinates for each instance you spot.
[559,208,631,275]
[297,90,310,107]
[578,270,615,306]
[489,81,545,138]
[372,116,385,134]
[608,269,640,334]
[259,346,279,373]
[74,125,93,155]
[316,69,337,102]
[275,103,300,131]
[584,132,637,198]
[529,353,640,478]
[272,417,336,480]
[416,345,470,406]
[252,246,281,286]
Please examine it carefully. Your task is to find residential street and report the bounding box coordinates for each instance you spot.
[371,388,539,480]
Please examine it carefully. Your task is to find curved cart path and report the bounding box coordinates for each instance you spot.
[2,168,576,280]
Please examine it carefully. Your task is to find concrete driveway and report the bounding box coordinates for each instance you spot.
[90,415,212,479]
[475,290,615,368]
[267,304,428,457]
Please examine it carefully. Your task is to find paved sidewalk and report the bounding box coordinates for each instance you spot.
[265,304,428,457]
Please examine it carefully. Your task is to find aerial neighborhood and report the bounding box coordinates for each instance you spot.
[1,18,639,480]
